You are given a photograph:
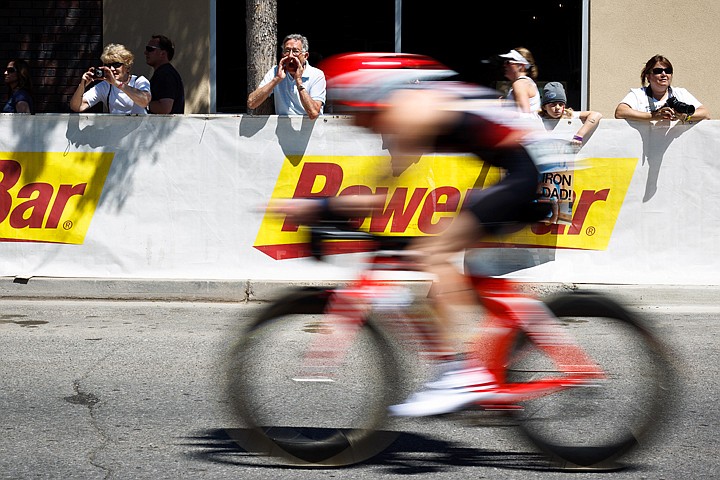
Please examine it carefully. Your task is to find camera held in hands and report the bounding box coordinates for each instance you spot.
[666,96,695,116]
[93,67,105,79]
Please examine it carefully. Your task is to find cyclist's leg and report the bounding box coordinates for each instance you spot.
[411,148,541,358]
[390,148,545,417]
[411,211,485,357]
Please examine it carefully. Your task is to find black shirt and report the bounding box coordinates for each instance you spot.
[149,63,185,114]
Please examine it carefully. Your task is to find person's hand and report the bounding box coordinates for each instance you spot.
[101,66,120,86]
[293,53,306,78]
[275,57,290,80]
[81,68,97,87]
[653,106,677,121]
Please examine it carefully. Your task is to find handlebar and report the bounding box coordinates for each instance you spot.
[309,222,418,260]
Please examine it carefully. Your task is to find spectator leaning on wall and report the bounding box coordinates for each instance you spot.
[615,54,710,122]
[247,33,326,119]
[70,43,151,114]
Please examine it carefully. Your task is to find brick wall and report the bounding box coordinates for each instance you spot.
[0,0,102,113]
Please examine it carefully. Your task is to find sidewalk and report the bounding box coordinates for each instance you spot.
[1,276,719,305]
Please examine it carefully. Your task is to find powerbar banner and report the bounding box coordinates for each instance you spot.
[0,151,114,244]
[254,154,637,260]
[1,115,718,285]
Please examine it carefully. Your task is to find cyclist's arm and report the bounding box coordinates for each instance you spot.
[270,194,385,226]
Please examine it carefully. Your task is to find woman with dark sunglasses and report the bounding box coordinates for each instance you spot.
[70,43,151,114]
[3,59,34,113]
[615,54,710,122]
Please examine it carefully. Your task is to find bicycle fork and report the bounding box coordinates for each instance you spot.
[290,288,374,383]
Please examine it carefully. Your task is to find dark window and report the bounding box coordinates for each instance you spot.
[216,0,582,112]
[402,1,583,107]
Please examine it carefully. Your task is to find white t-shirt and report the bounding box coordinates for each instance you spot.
[618,86,702,113]
[259,63,326,115]
[83,75,150,114]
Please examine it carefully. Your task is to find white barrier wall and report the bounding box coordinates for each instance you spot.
[0,114,718,285]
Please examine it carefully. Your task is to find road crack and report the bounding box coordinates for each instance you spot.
[65,374,113,478]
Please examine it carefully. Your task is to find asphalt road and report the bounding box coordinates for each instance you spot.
[0,291,718,479]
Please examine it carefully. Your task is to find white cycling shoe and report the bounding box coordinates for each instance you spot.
[389,364,499,417]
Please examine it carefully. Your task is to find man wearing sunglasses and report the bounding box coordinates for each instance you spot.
[615,54,710,122]
[145,35,185,114]
[247,33,326,119]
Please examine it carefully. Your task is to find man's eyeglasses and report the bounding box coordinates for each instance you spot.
[282,48,304,55]
[145,45,160,53]
[652,67,673,75]
[4,67,16,73]
[104,62,124,69]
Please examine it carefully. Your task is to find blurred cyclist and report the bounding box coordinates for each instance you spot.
[274,53,551,417]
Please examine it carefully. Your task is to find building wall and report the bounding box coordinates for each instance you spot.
[3,2,716,117]
[590,0,718,117]
[102,0,211,113]
[0,1,103,113]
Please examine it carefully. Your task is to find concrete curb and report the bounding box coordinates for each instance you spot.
[1,277,718,305]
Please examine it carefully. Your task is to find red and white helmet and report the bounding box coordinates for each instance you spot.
[319,52,458,111]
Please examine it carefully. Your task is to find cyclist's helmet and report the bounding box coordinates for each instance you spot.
[319,52,458,112]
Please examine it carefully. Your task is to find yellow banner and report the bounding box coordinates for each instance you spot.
[254,155,637,259]
[0,151,114,244]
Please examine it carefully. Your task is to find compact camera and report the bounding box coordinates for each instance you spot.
[93,67,105,79]
[666,96,695,116]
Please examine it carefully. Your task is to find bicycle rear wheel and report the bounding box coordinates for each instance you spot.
[508,292,675,470]
[225,288,403,466]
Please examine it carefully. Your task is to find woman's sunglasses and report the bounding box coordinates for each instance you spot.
[652,67,673,75]
[5,67,17,73]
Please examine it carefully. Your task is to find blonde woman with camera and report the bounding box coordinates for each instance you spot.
[70,43,150,114]
[615,55,710,122]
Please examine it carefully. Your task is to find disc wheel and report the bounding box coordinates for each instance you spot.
[507,292,675,470]
[225,288,403,466]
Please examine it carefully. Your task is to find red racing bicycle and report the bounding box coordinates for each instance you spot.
[225,225,675,470]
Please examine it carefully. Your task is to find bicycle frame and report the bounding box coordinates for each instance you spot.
[467,275,607,406]
[290,246,607,409]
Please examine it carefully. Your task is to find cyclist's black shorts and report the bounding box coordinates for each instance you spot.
[463,146,550,233]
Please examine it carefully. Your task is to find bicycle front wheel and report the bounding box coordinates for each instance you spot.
[509,292,675,470]
[225,288,403,466]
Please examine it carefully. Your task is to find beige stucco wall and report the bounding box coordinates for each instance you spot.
[102,0,210,113]
[590,0,718,117]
